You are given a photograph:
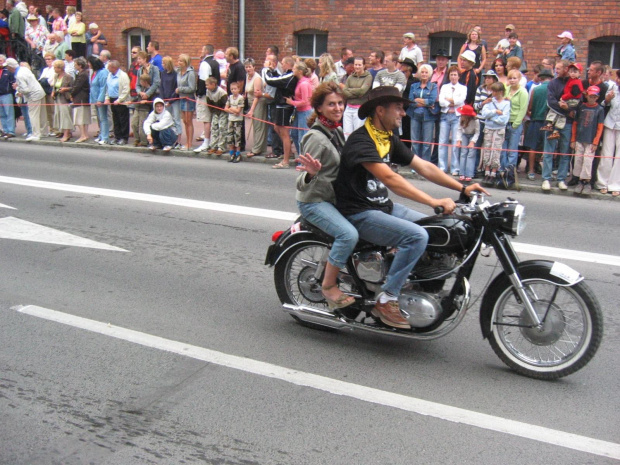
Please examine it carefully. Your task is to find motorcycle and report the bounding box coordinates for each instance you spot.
[265,193,603,380]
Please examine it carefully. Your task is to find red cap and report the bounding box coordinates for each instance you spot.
[568,63,583,73]
[586,86,600,96]
[456,104,477,117]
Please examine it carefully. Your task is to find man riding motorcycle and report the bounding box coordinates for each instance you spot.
[334,86,489,329]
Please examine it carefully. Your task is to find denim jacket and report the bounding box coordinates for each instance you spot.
[406,81,439,121]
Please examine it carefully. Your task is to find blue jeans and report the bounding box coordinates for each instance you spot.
[21,104,32,135]
[168,100,183,136]
[0,93,16,135]
[96,104,110,142]
[439,112,460,173]
[459,133,477,178]
[542,124,572,182]
[501,123,524,170]
[410,113,434,161]
[297,201,358,269]
[347,204,428,297]
[292,109,312,155]
[152,126,177,147]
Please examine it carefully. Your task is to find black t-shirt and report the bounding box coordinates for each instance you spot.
[227,61,246,95]
[335,125,415,216]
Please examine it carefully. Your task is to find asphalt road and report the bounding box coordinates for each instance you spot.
[1,143,619,464]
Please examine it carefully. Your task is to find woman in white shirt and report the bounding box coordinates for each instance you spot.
[438,66,467,174]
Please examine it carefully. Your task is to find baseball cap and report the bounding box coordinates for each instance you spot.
[558,31,573,40]
[403,32,415,40]
[586,86,600,96]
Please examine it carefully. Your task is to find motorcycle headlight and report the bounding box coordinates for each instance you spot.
[488,202,526,236]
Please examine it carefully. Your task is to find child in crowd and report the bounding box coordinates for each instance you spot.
[570,86,605,194]
[225,81,245,163]
[205,77,228,155]
[541,63,584,139]
[143,97,177,152]
[479,81,511,186]
[455,104,480,182]
[131,74,152,147]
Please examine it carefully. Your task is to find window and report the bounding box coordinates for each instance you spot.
[588,36,620,68]
[428,32,467,66]
[296,30,328,59]
[126,28,151,65]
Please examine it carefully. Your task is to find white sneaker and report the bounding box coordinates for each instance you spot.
[193,143,208,153]
[98,139,109,145]
[25,135,40,141]
[541,180,551,191]
[163,146,172,152]
[558,181,568,190]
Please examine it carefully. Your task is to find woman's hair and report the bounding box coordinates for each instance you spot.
[178,53,191,68]
[52,59,65,70]
[162,55,175,73]
[447,65,460,76]
[353,56,366,65]
[136,51,148,61]
[418,64,433,77]
[66,5,75,14]
[507,69,522,81]
[74,56,87,69]
[75,11,82,19]
[492,58,507,76]
[304,57,317,72]
[467,29,481,45]
[87,55,104,71]
[43,51,55,60]
[243,58,255,67]
[318,53,336,77]
[506,56,522,71]
[307,81,344,126]
[294,61,311,77]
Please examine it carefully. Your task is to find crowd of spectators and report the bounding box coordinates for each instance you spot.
[0,11,619,194]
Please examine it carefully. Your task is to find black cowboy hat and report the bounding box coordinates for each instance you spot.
[431,48,452,59]
[398,57,418,74]
[358,86,412,119]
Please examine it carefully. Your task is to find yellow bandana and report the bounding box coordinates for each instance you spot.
[365,118,392,159]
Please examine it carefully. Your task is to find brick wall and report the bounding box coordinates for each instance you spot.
[82,0,620,71]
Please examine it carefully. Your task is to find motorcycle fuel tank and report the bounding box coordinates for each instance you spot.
[416,215,477,253]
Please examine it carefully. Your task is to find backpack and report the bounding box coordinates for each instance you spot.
[495,163,520,190]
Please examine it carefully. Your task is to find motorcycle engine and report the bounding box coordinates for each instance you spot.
[398,288,443,328]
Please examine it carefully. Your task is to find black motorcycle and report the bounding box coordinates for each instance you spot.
[265,193,603,380]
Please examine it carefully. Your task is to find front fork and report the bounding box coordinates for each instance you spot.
[490,232,543,327]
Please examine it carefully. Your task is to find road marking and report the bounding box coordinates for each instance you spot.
[12,304,620,460]
[1,175,619,266]
[0,217,128,251]
[0,175,297,221]
[0,202,17,209]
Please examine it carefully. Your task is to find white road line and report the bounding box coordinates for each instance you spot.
[0,202,17,209]
[0,176,297,221]
[12,304,620,460]
[0,217,128,251]
[2,175,619,266]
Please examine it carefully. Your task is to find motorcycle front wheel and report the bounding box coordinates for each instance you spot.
[488,275,603,380]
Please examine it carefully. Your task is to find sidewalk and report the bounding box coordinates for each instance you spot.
[3,118,617,201]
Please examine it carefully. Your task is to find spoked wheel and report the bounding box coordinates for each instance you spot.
[488,276,603,380]
[274,242,358,330]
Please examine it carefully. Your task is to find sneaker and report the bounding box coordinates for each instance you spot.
[116,139,127,146]
[527,173,536,181]
[558,181,568,190]
[194,143,208,153]
[148,145,156,151]
[133,140,141,147]
[162,146,172,152]
[567,176,580,187]
[3,133,15,139]
[371,298,411,329]
[542,180,551,191]
[25,135,40,141]
[232,151,241,163]
[582,183,592,195]
[98,139,109,145]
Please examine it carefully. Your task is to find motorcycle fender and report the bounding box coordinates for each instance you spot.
[479,260,584,339]
[264,230,329,267]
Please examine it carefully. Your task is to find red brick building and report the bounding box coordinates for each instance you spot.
[82,0,620,71]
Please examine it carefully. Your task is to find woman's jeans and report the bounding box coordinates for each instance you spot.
[410,113,434,161]
[96,104,110,142]
[501,123,524,171]
[168,100,183,136]
[0,93,16,136]
[347,204,428,297]
[292,109,312,155]
[459,133,477,178]
[297,201,358,270]
[438,112,460,173]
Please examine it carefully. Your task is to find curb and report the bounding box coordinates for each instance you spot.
[2,137,618,201]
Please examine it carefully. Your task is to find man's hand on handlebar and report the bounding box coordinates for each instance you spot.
[432,198,457,214]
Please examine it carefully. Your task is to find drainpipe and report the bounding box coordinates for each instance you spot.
[239,0,245,60]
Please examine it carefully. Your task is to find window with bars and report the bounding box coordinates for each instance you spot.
[588,36,620,68]
[428,32,467,67]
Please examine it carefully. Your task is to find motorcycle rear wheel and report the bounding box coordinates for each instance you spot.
[488,275,603,380]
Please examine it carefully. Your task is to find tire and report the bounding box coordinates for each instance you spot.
[274,241,358,330]
[487,273,603,380]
